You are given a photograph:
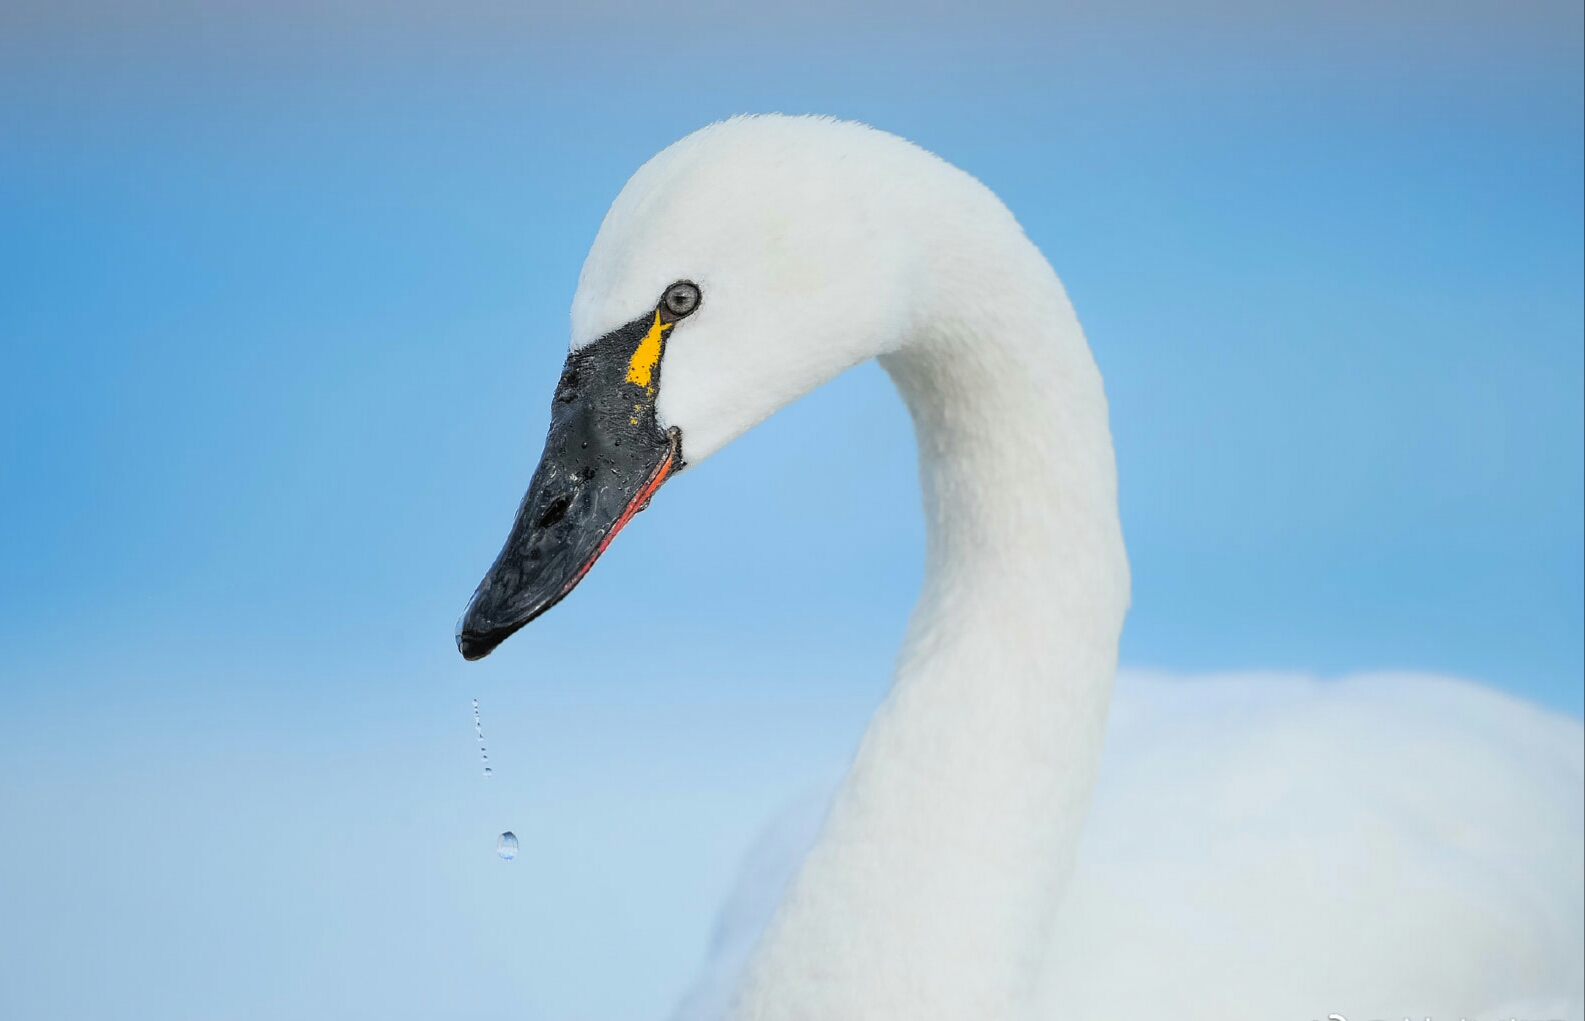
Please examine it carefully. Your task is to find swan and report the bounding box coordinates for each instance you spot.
[456,115,1584,1020]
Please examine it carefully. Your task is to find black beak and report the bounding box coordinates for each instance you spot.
[456,311,682,661]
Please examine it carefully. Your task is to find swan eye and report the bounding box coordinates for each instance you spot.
[661,281,701,320]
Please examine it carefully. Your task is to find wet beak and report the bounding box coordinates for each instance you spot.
[456,311,682,661]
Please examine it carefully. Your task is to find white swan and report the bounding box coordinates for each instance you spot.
[457,115,1584,1020]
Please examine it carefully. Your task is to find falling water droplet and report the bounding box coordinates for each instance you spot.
[471,698,492,778]
[496,831,519,861]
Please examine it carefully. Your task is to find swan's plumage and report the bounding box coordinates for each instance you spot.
[1044,670,1583,1019]
[535,114,1584,1018]
[676,671,1584,1020]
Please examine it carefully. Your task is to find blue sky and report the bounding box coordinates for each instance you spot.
[0,3,1581,1018]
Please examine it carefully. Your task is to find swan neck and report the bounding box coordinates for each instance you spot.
[731,247,1129,1018]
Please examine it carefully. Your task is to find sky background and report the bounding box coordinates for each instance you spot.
[0,1,1581,1018]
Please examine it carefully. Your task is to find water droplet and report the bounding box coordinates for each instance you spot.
[496,831,519,861]
[471,698,492,777]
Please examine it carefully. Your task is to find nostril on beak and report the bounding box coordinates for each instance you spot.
[536,493,574,529]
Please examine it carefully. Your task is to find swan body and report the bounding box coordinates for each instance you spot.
[464,115,1584,1019]
[676,671,1584,1021]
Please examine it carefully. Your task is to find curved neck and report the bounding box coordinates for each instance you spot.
[729,240,1130,1018]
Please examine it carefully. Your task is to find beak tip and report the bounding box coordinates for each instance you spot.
[455,603,502,661]
[456,598,541,662]
[456,628,498,661]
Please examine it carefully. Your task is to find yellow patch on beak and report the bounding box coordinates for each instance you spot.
[625,311,672,390]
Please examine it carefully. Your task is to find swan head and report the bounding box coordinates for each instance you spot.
[457,116,963,659]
